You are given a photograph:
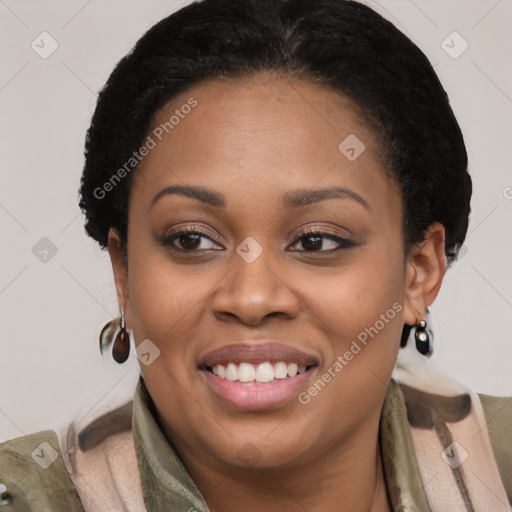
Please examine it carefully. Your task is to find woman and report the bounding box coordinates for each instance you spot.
[1,0,510,510]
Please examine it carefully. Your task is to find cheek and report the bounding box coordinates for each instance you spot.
[298,243,405,399]
[126,247,200,350]
[301,245,405,345]
[294,264,404,442]
[125,246,239,376]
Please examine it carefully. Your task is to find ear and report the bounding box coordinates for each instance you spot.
[403,222,447,325]
[107,228,129,313]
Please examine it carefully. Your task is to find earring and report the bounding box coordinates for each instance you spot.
[414,319,432,356]
[112,307,130,363]
[400,307,433,356]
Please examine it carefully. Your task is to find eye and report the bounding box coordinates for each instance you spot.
[161,226,355,253]
[289,228,356,252]
[161,227,223,251]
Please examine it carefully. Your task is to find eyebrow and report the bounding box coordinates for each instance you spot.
[151,185,226,208]
[282,186,370,211]
[151,185,370,211]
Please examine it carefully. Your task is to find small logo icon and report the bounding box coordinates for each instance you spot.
[338,134,366,161]
[236,236,263,263]
[134,339,161,366]
[236,443,262,465]
[503,186,512,200]
[441,441,468,469]
[32,237,58,263]
[31,441,58,469]
[31,32,59,59]
[441,32,468,59]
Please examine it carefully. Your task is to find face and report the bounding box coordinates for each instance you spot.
[109,74,442,471]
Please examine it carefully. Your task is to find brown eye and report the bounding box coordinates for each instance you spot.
[176,232,202,250]
[161,228,223,251]
[289,230,356,252]
[300,234,323,251]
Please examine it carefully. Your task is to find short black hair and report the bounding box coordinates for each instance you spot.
[79,0,471,266]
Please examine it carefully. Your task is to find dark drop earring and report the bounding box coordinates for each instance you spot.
[414,319,431,356]
[112,308,130,363]
[400,307,433,356]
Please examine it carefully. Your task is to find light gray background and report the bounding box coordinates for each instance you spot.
[1,0,511,440]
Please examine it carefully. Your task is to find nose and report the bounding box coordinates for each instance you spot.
[212,249,300,326]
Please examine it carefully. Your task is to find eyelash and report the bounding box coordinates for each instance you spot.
[161,227,356,253]
[292,228,356,252]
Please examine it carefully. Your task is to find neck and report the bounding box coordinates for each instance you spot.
[169,413,391,512]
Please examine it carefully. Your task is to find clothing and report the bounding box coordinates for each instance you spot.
[1,375,511,511]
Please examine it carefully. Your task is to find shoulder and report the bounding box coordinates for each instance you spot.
[0,429,84,511]
[478,393,512,504]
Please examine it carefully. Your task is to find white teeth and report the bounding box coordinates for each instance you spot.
[209,361,312,383]
[287,363,298,377]
[274,361,288,379]
[255,362,274,383]
[238,362,256,382]
[226,362,238,381]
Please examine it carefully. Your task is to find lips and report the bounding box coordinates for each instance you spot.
[199,341,319,411]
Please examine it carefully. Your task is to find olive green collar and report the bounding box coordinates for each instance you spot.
[380,379,431,511]
[132,377,430,511]
[132,378,210,511]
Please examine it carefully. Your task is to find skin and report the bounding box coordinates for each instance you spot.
[108,73,447,511]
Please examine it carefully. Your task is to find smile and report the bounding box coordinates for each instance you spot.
[199,341,319,410]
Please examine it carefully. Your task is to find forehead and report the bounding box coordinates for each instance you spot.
[132,75,399,215]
